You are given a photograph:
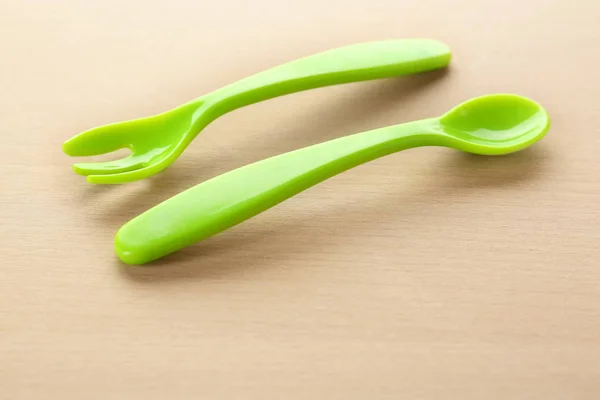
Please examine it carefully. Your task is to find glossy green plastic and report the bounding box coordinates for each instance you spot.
[115,94,551,265]
[62,39,451,184]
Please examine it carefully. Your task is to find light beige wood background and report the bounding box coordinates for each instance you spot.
[2,0,599,398]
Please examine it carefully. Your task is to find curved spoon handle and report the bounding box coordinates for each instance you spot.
[205,39,451,114]
[115,119,443,265]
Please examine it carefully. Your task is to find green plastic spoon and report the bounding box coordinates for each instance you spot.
[115,94,550,265]
[62,39,451,184]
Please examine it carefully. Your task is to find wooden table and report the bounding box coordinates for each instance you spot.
[2,0,599,398]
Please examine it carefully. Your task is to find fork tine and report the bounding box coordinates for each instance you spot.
[62,120,140,157]
[73,155,146,176]
[86,157,169,184]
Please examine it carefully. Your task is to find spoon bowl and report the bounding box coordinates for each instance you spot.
[440,94,550,155]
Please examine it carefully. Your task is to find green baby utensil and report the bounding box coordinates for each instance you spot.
[115,94,550,265]
[62,39,451,184]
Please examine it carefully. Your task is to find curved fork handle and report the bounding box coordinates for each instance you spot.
[204,39,451,116]
[115,119,444,265]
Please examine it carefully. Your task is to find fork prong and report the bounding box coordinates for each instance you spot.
[73,155,146,176]
[62,120,139,157]
[85,157,170,184]
[86,168,150,184]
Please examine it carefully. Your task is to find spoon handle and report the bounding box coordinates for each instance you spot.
[115,119,444,265]
[204,39,451,114]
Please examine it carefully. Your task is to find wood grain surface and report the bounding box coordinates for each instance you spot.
[2,0,599,398]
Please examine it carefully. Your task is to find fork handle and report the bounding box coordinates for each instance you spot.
[114,118,445,265]
[204,39,451,115]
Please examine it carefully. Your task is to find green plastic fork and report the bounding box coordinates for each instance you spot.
[62,39,451,184]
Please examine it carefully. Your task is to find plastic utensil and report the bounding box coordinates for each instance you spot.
[62,39,451,184]
[115,94,550,265]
